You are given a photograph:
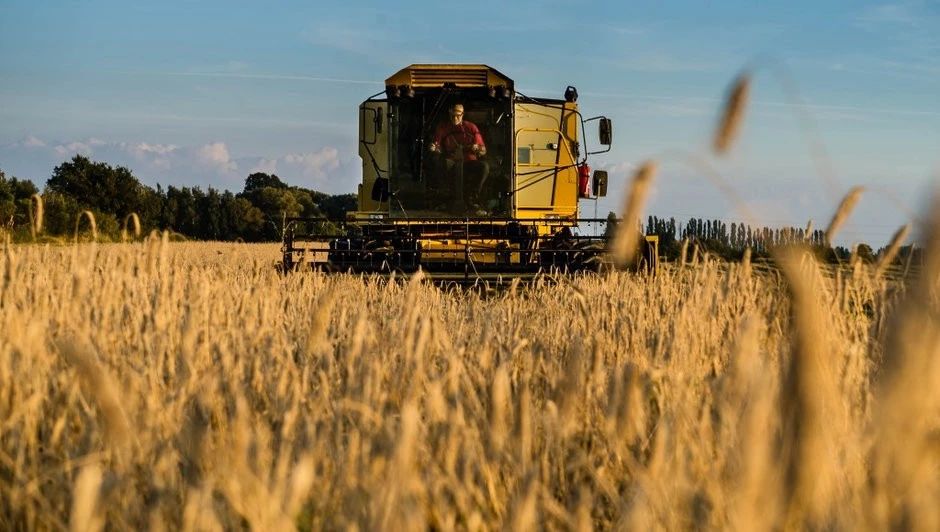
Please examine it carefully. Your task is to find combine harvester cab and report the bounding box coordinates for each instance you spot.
[282,64,658,281]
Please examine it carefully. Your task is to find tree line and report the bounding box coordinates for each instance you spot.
[2,156,908,265]
[1,155,356,242]
[643,215,916,265]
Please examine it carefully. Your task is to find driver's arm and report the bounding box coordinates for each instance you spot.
[430,124,444,152]
[471,123,486,156]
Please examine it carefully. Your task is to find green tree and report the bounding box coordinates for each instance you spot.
[0,170,40,236]
[244,172,288,192]
[220,193,265,240]
[162,186,199,235]
[46,155,148,221]
[41,191,82,236]
[856,243,875,263]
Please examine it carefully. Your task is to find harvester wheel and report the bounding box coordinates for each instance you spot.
[573,240,607,271]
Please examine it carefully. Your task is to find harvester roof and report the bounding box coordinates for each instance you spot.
[384,64,514,90]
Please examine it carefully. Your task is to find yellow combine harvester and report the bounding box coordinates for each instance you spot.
[282,64,658,280]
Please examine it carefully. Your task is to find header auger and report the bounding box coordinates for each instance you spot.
[281,64,658,281]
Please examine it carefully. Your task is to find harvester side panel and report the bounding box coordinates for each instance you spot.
[513,102,579,220]
[357,100,388,213]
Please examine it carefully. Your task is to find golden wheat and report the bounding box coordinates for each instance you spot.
[0,237,935,530]
[713,72,751,155]
[825,186,865,244]
[611,161,657,268]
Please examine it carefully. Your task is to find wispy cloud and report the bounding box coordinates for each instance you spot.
[589,53,728,74]
[524,88,940,119]
[282,148,340,179]
[8,135,47,148]
[164,71,382,86]
[0,134,355,192]
[852,2,940,66]
[856,3,923,28]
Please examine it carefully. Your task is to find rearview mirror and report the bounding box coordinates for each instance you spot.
[375,112,384,134]
[593,170,608,197]
[599,118,612,146]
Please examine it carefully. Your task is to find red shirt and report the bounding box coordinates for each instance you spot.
[433,121,485,161]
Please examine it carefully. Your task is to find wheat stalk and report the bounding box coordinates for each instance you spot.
[29,193,44,238]
[121,213,141,242]
[873,224,911,278]
[69,463,104,532]
[55,336,132,449]
[776,247,841,526]
[824,186,864,244]
[610,161,657,268]
[714,72,752,155]
[74,210,98,242]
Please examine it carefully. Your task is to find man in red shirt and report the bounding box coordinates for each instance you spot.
[429,103,489,209]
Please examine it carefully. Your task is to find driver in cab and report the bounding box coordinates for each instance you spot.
[429,103,489,208]
[430,103,486,160]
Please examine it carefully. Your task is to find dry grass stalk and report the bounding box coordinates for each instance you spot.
[804,219,813,241]
[121,213,141,242]
[490,364,511,450]
[824,186,864,244]
[870,196,940,529]
[741,247,752,277]
[69,463,104,532]
[902,243,916,278]
[713,72,751,154]
[776,247,841,525]
[679,238,689,267]
[74,210,98,241]
[610,161,657,268]
[29,193,43,238]
[874,224,911,278]
[55,336,132,448]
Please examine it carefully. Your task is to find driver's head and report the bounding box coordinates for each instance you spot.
[449,104,464,125]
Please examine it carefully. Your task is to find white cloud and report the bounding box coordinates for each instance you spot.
[1,135,354,192]
[123,142,179,170]
[283,147,340,179]
[19,135,46,148]
[196,142,237,173]
[601,161,637,177]
[126,142,179,157]
[54,141,94,156]
[249,158,278,175]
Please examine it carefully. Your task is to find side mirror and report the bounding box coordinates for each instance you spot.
[375,112,384,134]
[370,177,389,202]
[592,170,608,197]
[599,118,612,146]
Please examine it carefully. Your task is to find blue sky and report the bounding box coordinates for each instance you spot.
[1,0,938,244]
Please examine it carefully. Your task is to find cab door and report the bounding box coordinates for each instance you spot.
[513,101,579,219]
[358,101,389,213]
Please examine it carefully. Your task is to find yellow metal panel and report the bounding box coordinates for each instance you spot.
[554,102,580,214]
[513,102,580,219]
[356,101,388,213]
[420,239,520,264]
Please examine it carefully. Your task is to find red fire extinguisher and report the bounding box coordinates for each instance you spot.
[578,163,591,198]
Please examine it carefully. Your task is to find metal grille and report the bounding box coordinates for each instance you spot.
[410,68,488,87]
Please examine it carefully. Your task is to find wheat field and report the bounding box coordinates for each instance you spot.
[0,231,937,531]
